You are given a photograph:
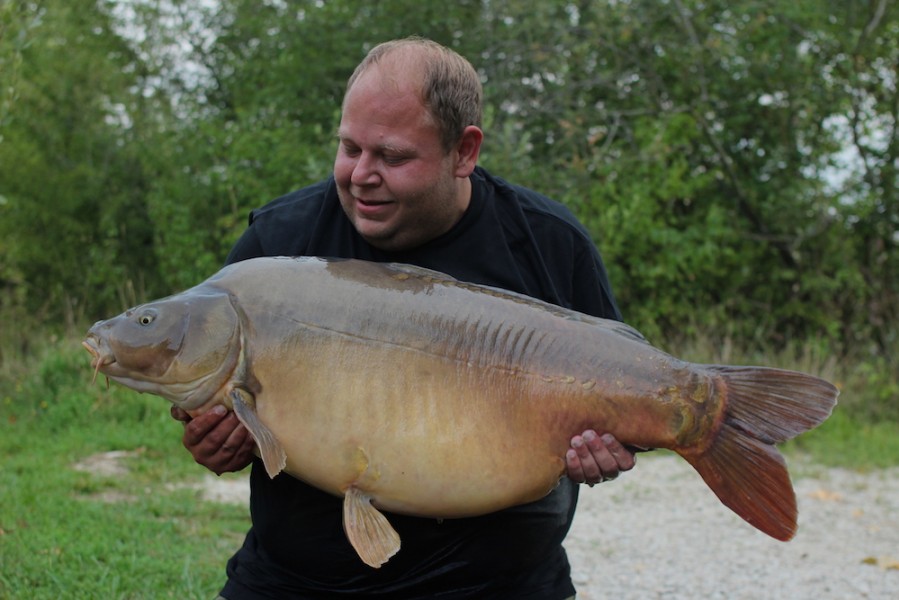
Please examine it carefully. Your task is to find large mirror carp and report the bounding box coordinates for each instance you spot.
[83,257,838,568]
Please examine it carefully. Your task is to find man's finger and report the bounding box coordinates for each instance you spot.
[600,432,637,471]
[183,406,231,445]
[581,430,619,478]
[565,448,587,483]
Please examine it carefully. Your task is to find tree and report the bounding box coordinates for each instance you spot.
[472,0,896,351]
[127,0,487,289]
[0,0,894,356]
[0,0,161,324]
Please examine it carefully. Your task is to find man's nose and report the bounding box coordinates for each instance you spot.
[351,152,382,186]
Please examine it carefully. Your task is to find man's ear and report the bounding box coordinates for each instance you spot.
[453,126,483,178]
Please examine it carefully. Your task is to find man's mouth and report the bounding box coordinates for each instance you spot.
[354,197,394,217]
[357,197,390,205]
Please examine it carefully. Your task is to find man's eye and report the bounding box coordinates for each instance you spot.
[384,155,408,165]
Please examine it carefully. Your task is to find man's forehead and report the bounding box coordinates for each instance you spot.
[338,70,439,149]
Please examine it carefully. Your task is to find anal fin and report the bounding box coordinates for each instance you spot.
[343,487,401,568]
[230,388,286,478]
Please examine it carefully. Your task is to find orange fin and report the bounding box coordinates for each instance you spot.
[704,366,837,443]
[343,487,401,568]
[682,366,838,541]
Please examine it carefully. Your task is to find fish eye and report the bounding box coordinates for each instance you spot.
[137,311,156,326]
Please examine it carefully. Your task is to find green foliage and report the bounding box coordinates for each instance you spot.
[0,0,35,133]
[0,0,165,324]
[0,0,896,360]
[473,0,898,351]
[786,409,899,470]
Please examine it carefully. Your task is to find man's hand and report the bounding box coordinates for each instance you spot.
[171,405,255,475]
[565,430,635,485]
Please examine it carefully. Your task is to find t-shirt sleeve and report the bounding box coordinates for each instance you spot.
[225,220,266,265]
[223,179,334,266]
[508,181,621,321]
[571,240,622,321]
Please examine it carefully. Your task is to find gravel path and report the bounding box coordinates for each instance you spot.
[564,454,899,600]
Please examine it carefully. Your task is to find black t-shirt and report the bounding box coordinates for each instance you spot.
[219,167,621,600]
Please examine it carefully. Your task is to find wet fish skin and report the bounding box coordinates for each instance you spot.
[83,256,838,568]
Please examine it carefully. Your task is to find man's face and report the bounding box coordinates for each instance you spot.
[334,67,469,251]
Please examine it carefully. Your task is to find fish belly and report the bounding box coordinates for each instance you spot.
[254,334,586,517]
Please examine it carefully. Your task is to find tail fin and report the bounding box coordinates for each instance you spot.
[679,366,838,541]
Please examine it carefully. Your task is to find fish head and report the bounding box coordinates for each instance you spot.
[83,287,243,411]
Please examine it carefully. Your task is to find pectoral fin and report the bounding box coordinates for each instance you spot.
[343,487,401,568]
[230,388,286,478]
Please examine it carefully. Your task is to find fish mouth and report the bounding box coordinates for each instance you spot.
[82,335,116,384]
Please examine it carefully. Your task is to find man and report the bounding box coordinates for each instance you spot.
[174,37,635,599]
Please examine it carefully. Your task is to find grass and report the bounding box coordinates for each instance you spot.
[1,340,249,599]
[784,408,899,469]
[1,333,897,598]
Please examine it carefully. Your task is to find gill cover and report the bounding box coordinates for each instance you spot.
[91,286,243,408]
